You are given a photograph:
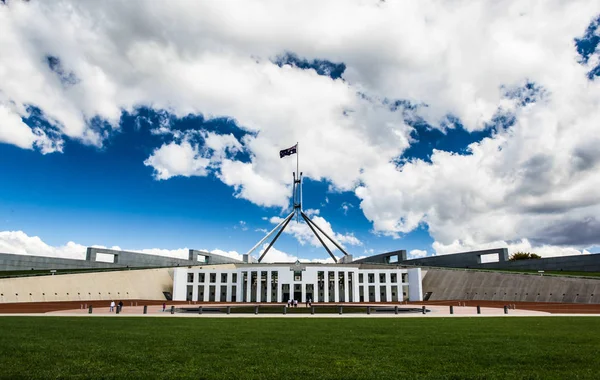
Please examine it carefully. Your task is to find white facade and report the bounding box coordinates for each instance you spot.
[173,264,423,303]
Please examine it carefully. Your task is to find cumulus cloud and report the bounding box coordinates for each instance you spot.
[258,245,298,263]
[432,238,592,258]
[208,249,244,262]
[257,244,338,263]
[409,249,428,259]
[1,1,600,256]
[269,210,362,254]
[0,230,249,262]
[0,231,89,259]
[144,140,210,180]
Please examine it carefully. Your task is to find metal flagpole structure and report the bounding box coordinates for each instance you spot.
[250,142,352,263]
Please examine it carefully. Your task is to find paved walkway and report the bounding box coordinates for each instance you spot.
[0,304,597,317]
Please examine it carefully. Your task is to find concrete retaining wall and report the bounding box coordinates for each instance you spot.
[423,269,600,304]
[0,267,175,303]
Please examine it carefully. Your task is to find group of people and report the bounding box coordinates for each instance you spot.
[287,298,313,307]
[109,300,124,312]
[287,299,298,307]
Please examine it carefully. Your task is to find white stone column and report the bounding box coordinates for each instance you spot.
[344,271,349,303]
[385,271,392,302]
[256,271,262,303]
[353,271,360,303]
[192,274,199,302]
[333,271,339,302]
[301,283,307,303]
[215,272,222,302]
[375,271,381,302]
[203,283,209,302]
[266,271,272,303]
[226,272,232,302]
[277,273,282,303]
[313,280,318,303]
[246,271,252,303]
[324,271,330,302]
[236,271,243,303]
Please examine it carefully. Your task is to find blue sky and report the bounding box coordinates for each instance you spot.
[0,106,437,258]
[1,2,599,261]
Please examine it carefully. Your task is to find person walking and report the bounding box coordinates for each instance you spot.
[162,302,166,312]
[110,300,115,312]
[118,300,123,312]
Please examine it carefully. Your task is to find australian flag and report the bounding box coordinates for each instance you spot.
[279,144,297,158]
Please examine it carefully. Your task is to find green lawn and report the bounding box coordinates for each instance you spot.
[0,317,598,379]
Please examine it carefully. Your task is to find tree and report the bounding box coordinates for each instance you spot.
[509,252,542,261]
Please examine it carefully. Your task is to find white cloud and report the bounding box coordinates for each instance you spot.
[258,245,298,263]
[409,249,427,259]
[0,230,250,262]
[208,249,244,262]
[269,210,362,253]
[432,238,591,258]
[0,1,599,255]
[144,140,210,180]
[0,231,89,259]
[0,103,62,153]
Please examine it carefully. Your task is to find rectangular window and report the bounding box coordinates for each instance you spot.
[210,273,216,283]
[368,273,375,283]
[359,273,364,283]
[199,273,205,283]
[294,271,302,281]
[187,273,194,283]
[402,273,408,283]
[221,273,228,283]
[390,273,397,283]
[232,273,238,283]
[379,273,386,283]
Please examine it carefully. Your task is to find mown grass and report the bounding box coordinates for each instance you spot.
[0,317,598,379]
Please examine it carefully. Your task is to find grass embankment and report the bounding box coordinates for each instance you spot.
[500,269,600,277]
[0,317,598,379]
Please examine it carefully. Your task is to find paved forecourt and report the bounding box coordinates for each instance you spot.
[0,303,585,317]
